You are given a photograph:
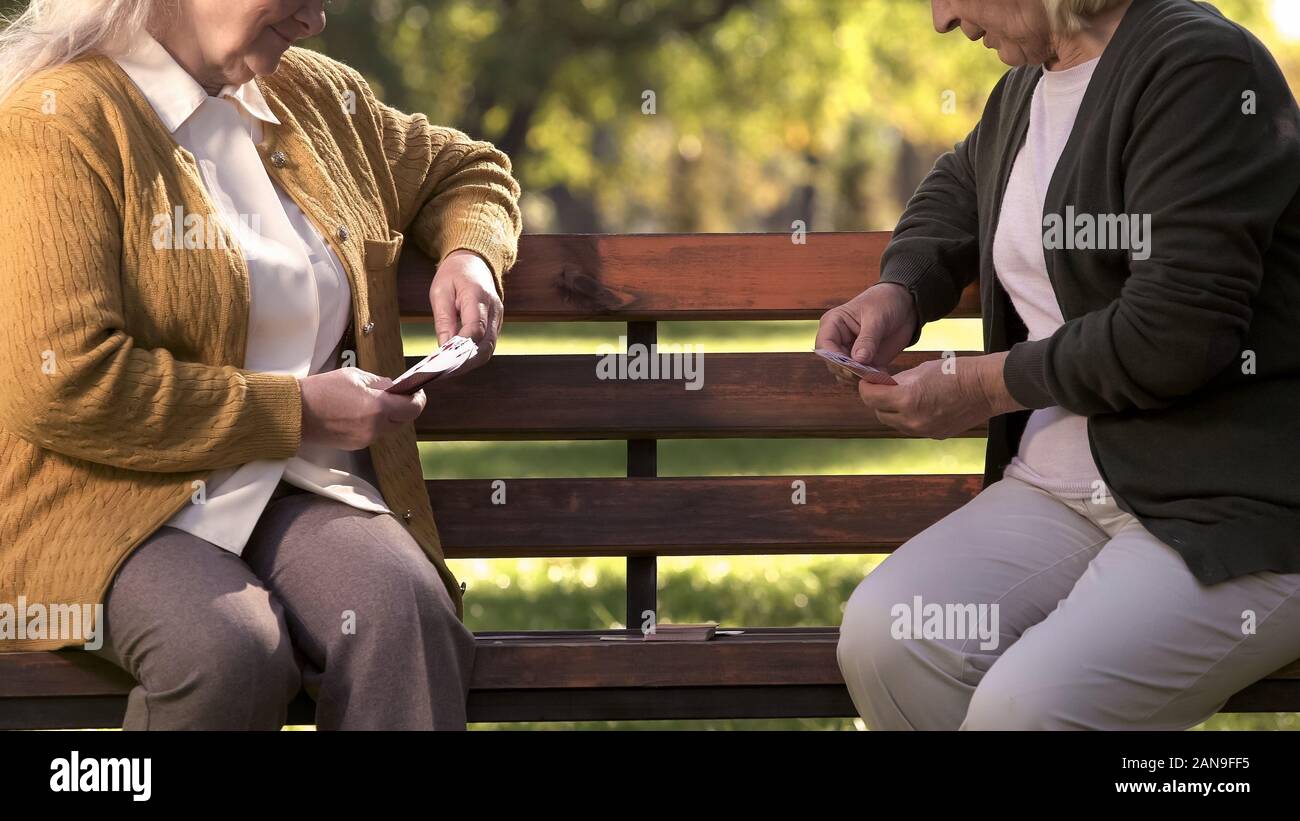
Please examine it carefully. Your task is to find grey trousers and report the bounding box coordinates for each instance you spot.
[90,481,476,730]
[837,475,1300,730]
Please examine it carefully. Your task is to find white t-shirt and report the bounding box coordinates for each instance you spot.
[993,56,1105,499]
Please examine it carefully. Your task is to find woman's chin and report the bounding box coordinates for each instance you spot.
[245,51,286,77]
[995,43,1041,68]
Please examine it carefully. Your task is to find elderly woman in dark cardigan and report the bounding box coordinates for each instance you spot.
[822,0,1300,729]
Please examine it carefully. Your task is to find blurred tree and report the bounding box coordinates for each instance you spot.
[308,0,1286,233]
[1,0,1291,232]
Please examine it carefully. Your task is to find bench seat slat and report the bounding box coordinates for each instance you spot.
[2,640,1297,728]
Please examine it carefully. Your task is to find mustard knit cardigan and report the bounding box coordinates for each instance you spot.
[0,47,523,651]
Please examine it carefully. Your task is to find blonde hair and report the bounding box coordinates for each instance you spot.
[0,0,158,103]
[1043,0,1131,35]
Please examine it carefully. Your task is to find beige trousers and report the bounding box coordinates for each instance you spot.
[837,474,1300,730]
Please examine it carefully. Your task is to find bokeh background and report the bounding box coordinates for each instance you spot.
[5,0,1297,729]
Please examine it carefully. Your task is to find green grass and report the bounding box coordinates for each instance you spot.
[401,318,985,356]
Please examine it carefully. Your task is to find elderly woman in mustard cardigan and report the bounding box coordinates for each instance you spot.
[0,0,521,730]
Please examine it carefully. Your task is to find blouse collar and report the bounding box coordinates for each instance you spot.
[108,29,281,133]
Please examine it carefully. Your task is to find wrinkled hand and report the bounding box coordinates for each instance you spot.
[858,352,1025,439]
[298,368,427,451]
[430,249,502,374]
[815,282,918,387]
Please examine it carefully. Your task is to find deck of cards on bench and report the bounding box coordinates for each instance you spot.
[384,335,479,394]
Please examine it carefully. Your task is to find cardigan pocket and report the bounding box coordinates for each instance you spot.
[362,229,405,272]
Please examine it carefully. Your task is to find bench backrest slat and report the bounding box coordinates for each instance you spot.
[428,475,983,559]
[418,351,987,440]
[397,232,981,321]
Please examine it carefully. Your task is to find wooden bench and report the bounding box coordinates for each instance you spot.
[2,232,1297,728]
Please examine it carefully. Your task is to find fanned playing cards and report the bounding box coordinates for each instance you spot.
[384,336,478,394]
[814,348,899,385]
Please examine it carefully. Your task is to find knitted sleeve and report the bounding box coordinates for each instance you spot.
[0,115,303,472]
[360,86,522,297]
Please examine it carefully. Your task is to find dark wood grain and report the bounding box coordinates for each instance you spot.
[465,686,857,722]
[0,650,134,698]
[427,475,984,558]
[398,233,983,321]
[417,350,988,440]
[471,629,843,689]
[2,637,1296,727]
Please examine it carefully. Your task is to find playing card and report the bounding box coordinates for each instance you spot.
[814,348,899,386]
[385,336,479,394]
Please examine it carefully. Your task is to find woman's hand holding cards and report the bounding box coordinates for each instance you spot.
[298,368,427,451]
[815,349,899,385]
[815,282,919,386]
[431,249,502,376]
[817,282,1027,438]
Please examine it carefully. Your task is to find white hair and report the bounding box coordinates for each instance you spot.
[1044,0,1131,35]
[0,0,159,103]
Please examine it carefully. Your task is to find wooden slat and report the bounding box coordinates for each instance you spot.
[19,682,1297,725]
[471,629,842,689]
[0,632,841,701]
[2,640,1297,728]
[0,688,855,726]
[467,685,856,722]
[0,650,134,699]
[398,233,983,321]
[4,640,1294,698]
[418,350,987,440]
[428,475,984,558]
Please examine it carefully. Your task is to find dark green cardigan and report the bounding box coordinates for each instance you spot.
[880,0,1300,584]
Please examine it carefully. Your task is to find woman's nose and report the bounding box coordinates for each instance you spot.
[931,0,961,34]
[295,0,327,38]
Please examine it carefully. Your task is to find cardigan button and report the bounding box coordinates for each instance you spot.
[336,225,350,243]
[361,321,375,336]
[269,151,287,168]
[402,509,413,522]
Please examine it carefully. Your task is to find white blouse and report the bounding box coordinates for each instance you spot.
[111,31,392,555]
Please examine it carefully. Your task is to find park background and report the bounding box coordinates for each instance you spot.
[7,0,1298,729]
